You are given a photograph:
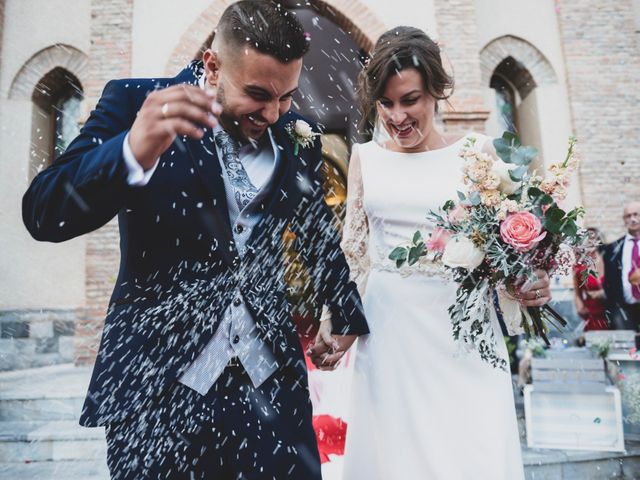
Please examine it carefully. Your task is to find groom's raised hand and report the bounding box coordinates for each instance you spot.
[128,84,222,170]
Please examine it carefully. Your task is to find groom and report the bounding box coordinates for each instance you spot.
[22,1,368,478]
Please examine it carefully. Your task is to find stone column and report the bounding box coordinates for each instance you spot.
[555,0,640,238]
[75,0,133,365]
[433,0,490,134]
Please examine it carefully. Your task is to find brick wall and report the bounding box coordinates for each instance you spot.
[75,0,133,365]
[433,0,490,134]
[556,0,640,240]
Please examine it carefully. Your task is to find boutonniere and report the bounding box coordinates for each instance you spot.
[285,120,320,155]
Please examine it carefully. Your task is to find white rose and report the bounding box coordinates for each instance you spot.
[294,120,313,139]
[441,236,485,271]
[491,160,520,195]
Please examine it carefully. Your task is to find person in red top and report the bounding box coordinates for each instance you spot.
[574,228,608,330]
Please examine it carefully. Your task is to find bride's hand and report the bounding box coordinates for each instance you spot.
[515,269,552,307]
[307,314,350,371]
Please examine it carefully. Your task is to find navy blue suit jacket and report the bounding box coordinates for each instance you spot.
[22,62,368,427]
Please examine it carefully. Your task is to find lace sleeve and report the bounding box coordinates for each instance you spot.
[340,144,370,296]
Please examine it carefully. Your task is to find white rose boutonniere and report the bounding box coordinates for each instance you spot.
[286,119,320,155]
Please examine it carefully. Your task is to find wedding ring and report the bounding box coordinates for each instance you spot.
[535,289,542,299]
[161,103,170,118]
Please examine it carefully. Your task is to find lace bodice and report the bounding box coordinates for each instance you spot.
[341,134,489,294]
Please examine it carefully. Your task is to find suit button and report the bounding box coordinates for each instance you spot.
[235,225,244,234]
[233,335,240,344]
[233,297,242,307]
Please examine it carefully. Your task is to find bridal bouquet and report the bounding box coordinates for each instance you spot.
[389,132,594,370]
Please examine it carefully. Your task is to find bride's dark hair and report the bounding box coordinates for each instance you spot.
[357,26,454,131]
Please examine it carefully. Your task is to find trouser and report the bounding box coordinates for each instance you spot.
[105,362,322,479]
[608,303,640,346]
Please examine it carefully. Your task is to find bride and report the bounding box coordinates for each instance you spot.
[309,26,552,479]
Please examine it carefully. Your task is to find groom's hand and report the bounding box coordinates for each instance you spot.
[307,317,357,371]
[515,269,552,307]
[128,84,222,170]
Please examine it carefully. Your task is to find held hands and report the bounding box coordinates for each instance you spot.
[128,85,222,170]
[307,315,357,371]
[514,269,552,307]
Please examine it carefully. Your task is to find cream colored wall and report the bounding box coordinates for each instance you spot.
[474,0,580,208]
[517,89,543,168]
[0,0,89,309]
[364,0,438,37]
[131,0,214,76]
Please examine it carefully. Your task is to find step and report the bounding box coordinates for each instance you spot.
[0,420,106,463]
[0,459,110,480]
[523,441,640,479]
[0,364,90,421]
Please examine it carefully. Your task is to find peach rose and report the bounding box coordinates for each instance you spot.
[500,212,547,252]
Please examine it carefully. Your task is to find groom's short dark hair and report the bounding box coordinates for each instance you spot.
[214,0,309,63]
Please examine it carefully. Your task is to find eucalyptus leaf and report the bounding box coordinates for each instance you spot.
[408,246,422,265]
[412,231,423,245]
[493,131,520,163]
[389,247,408,261]
[508,166,528,182]
[512,145,538,166]
[469,191,481,206]
[561,220,578,237]
[457,191,466,201]
[528,187,544,198]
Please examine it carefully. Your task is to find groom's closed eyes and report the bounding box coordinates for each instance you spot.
[245,85,298,103]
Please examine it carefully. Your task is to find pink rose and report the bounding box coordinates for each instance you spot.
[500,212,547,252]
[426,227,452,252]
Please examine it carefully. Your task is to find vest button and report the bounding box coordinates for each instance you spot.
[233,335,240,344]
[233,297,242,307]
[235,225,244,234]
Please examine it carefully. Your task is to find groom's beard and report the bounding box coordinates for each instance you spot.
[216,84,269,145]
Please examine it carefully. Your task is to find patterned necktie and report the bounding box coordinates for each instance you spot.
[631,238,640,300]
[214,131,258,210]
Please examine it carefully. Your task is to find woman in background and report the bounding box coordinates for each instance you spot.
[574,228,608,330]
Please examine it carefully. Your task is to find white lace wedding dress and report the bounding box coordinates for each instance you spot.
[341,134,524,480]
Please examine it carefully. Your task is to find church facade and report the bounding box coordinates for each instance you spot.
[0,0,638,368]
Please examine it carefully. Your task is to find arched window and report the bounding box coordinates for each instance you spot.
[490,74,518,134]
[489,56,536,136]
[30,68,83,178]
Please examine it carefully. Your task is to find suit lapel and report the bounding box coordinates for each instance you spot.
[171,62,238,266]
[245,118,302,247]
[182,129,239,267]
